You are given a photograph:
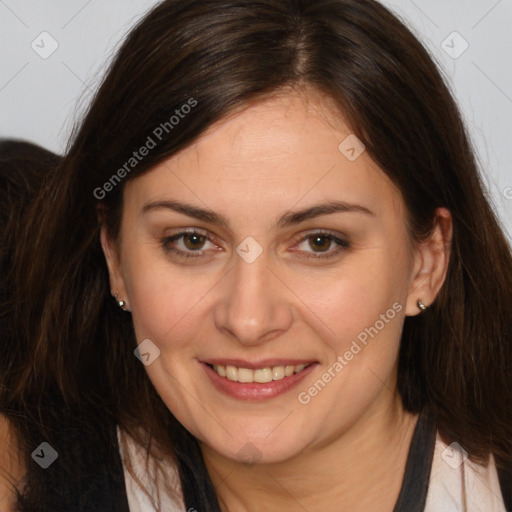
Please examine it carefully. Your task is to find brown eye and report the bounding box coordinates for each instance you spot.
[308,235,332,252]
[161,230,217,260]
[183,233,207,250]
[295,232,349,260]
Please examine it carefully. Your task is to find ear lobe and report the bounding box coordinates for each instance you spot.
[405,207,453,316]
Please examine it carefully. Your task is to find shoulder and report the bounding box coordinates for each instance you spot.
[0,414,25,512]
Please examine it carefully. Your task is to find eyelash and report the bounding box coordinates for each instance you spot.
[161,229,350,261]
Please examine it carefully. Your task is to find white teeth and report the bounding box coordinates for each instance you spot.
[272,366,285,380]
[215,365,227,377]
[211,363,310,382]
[254,368,273,383]
[226,365,238,381]
[285,365,295,377]
[237,368,253,383]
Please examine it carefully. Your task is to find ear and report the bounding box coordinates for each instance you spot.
[405,207,453,316]
[100,222,131,311]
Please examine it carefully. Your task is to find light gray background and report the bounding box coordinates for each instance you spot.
[0,0,511,240]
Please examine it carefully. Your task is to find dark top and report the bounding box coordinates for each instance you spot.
[393,406,437,511]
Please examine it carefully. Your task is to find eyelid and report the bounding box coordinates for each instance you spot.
[290,229,349,259]
[162,228,220,254]
[292,228,348,243]
[163,227,219,243]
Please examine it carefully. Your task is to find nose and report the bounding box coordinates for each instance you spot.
[214,249,293,346]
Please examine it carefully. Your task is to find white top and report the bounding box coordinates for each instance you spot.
[117,427,183,512]
[118,427,507,512]
[424,432,506,512]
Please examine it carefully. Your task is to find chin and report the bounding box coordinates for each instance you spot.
[199,427,311,466]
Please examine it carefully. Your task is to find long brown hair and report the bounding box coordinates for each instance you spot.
[1,0,511,510]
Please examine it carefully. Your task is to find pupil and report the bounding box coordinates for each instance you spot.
[310,235,330,252]
[185,234,205,250]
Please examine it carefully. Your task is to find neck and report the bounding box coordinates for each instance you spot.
[201,394,419,512]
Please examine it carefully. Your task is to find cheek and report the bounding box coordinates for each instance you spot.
[123,243,226,359]
[291,265,406,424]
[128,266,206,349]
[297,251,408,356]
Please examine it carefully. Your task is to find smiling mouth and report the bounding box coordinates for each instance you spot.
[206,363,312,383]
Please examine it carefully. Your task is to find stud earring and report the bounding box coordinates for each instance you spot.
[417,299,429,312]
[114,292,127,311]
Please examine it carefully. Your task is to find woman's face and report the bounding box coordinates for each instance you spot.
[104,91,433,464]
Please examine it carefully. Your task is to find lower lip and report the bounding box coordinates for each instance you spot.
[202,363,317,401]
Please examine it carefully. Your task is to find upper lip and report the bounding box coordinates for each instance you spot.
[201,358,317,369]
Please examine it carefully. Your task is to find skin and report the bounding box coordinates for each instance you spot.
[0,416,25,512]
[102,89,452,511]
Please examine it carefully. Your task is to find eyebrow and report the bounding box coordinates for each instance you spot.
[142,199,375,229]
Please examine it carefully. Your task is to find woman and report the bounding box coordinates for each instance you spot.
[1,0,511,510]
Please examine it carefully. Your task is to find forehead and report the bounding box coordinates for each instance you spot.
[124,91,405,224]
